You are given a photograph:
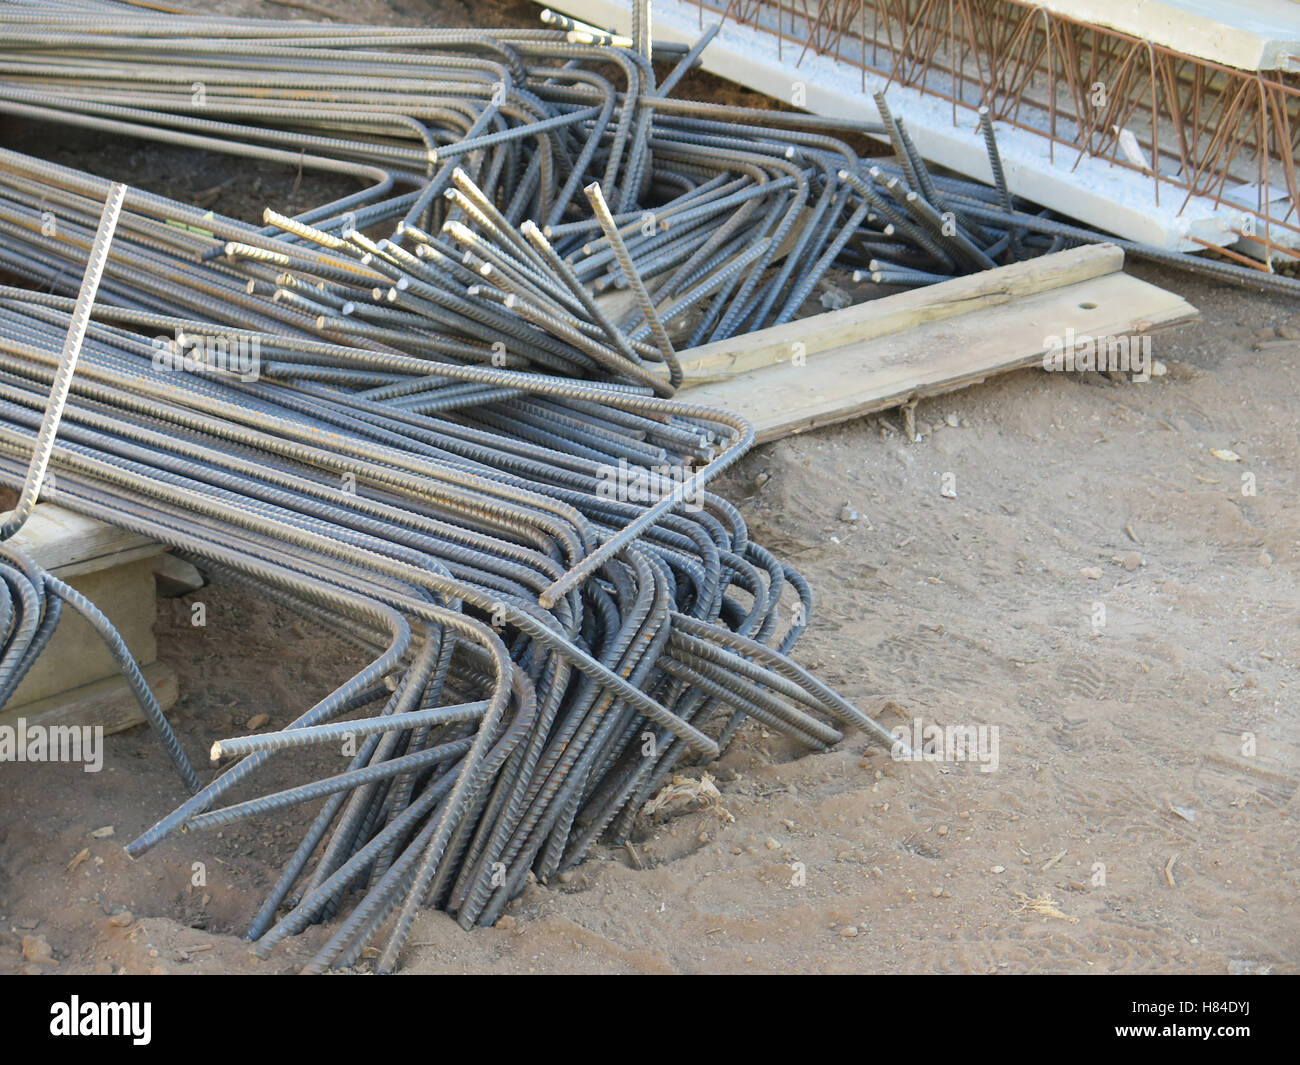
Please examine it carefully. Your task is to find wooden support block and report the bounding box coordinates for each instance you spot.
[7,556,161,706]
[6,501,160,578]
[2,503,173,735]
[0,661,178,738]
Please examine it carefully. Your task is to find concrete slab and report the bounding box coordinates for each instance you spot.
[539,0,1293,250]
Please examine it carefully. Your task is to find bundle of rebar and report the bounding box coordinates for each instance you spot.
[0,0,1289,974]
[3,272,907,968]
[0,2,918,973]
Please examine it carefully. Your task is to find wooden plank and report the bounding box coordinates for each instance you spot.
[678,270,1196,443]
[0,504,172,731]
[7,557,161,706]
[7,503,161,578]
[673,244,1125,384]
[0,660,178,737]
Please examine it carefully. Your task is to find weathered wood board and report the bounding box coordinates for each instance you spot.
[676,246,1196,442]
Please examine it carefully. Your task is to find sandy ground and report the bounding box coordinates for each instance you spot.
[0,2,1296,976]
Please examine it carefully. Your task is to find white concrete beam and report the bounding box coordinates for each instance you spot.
[539,0,1270,250]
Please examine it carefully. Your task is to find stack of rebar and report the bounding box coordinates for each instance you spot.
[0,0,1292,975]
[0,0,916,974]
[1,279,902,969]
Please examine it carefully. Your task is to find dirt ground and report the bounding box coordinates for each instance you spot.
[0,1,1296,976]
